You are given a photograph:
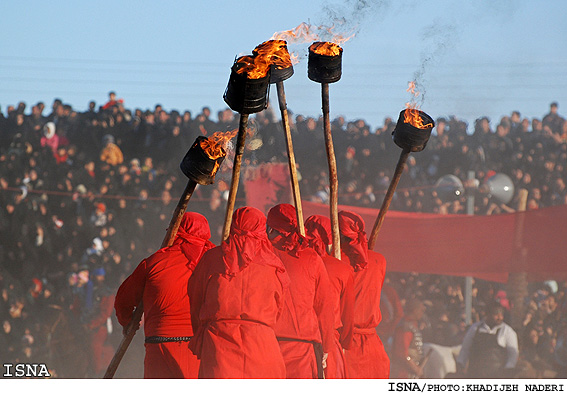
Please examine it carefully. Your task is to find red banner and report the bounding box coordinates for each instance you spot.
[302,201,567,283]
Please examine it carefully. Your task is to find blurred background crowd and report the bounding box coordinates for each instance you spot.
[0,94,566,377]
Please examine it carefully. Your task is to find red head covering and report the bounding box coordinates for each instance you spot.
[222,207,289,287]
[304,215,331,257]
[173,212,215,271]
[338,210,369,271]
[266,203,305,257]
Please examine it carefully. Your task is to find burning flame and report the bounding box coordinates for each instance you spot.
[404,81,433,129]
[253,40,293,70]
[234,55,270,80]
[271,22,319,43]
[200,129,238,160]
[271,22,354,47]
[403,108,433,130]
[310,41,343,57]
[269,22,353,60]
[406,80,419,101]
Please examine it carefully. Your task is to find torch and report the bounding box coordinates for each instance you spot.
[103,136,226,378]
[253,40,305,236]
[367,108,435,250]
[222,55,271,241]
[308,41,343,259]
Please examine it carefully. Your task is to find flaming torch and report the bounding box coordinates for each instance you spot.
[104,134,229,378]
[222,55,271,241]
[367,82,435,250]
[252,39,305,236]
[308,41,343,259]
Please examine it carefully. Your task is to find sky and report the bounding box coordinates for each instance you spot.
[1,0,566,131]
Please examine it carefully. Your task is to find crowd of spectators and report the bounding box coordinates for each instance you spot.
[0,93,566,378]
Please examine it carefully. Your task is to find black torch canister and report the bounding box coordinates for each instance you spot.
[368,109,435,250]
[308,41,343,259]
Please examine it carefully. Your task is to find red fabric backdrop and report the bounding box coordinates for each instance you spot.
[301,201,567,283]
[243,167,566,283]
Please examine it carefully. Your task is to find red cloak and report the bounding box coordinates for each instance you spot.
[188,207,288,378]
[268,204,336,379]
[339,210,390,378]
[114,212,214,378]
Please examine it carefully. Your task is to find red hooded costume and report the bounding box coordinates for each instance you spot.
[114,212,214,378]
[338,210,390,379]
[304,215,355,379]
[268,204,335,379]
[188,207,289,378]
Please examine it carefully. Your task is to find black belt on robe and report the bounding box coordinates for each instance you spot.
[145,336,192,343]
[277,337,324,379]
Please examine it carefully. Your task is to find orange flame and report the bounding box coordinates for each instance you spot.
[200,129,238,160]
[271,22,354,47]
[253,40,293,70]
[404,81,433,129]
[309,41,343,57]
[406,80,418,100]
[403,108,433,129]
[271,22,319,43]
[234,55,270,80]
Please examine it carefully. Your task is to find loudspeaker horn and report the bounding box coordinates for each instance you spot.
[435,174,464,201]
[485,173,515,204]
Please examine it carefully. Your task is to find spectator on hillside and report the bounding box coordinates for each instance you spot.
[99,134,124,167]
[40,122,60,156]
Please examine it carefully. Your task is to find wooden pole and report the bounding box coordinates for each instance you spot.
[160,181,199,249]
[368,149,410,250]
[321,82,340,259]
[221,113,249,241]
[104,179,198,378]
[507,188,529,331]
[276,81,305,236]
[464,171,476,326]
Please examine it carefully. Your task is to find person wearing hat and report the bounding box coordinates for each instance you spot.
[115,212,214,378]
[188,207,289,378]
[338,210,390,378]
[90,202,108,228]
[304,214,354,379]
[267,204,335,379]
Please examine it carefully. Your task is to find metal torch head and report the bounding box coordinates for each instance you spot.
[223,56,271,114]
[252,39,294,84]
[270,63,294,84]
[392,109,435,152]
[180,136,226,185]
[308,42,343,83]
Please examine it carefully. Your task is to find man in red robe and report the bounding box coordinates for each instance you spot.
[304,215,354,379]
[188,207,288,378]
[267,204,335,379]
[114,212,214,378]
[338,210,390,378]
